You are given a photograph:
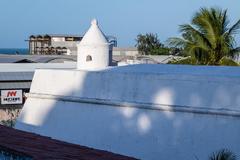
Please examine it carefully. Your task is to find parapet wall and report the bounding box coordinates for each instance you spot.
[29,64,240,113]
[16,64,240,160]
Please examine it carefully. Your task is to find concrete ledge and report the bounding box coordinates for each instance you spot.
[29,66,240,111]
[28,93,240,118]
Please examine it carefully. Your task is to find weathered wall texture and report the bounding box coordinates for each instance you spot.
[0,108,21,127]
[16,64,240,160]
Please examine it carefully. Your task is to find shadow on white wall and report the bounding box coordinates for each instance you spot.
[16,64,240,160]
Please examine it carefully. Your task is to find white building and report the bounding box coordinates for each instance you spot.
[112,47,139,56]
[28,34,82,55]
[28,34,117,56]
[77,19,110,70]
[16,19,240,160]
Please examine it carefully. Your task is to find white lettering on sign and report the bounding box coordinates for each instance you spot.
[1,90,23,105]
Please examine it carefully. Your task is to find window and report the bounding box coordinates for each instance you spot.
[86,55,92,62]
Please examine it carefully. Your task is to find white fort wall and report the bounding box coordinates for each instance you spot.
[16,64,240,160]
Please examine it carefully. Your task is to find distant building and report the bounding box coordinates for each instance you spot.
[112,47,139,56]
[27,34,117,55]
[28,34,82,55]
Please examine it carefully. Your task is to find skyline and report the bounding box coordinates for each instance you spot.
[0,0,240,48]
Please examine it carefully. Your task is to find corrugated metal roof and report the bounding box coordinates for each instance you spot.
[46,34,83,37]
[28,34,83,38]
[113,47,138,51]
[33,56,76,63]
[0,54,77,63]
[0,57,27,63]
[0,72,33,81]
[0,82,31,89]
[0,57,76,81]
[0,63,76,72]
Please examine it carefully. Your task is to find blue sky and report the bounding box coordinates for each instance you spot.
[0,0,239,48]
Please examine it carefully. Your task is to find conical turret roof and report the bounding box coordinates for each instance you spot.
[79,19,108,45]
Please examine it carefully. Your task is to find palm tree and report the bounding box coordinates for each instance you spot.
[209,149,236,160]
[168,7,240,65]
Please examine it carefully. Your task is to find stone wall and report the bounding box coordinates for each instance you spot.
[0,108,21,127]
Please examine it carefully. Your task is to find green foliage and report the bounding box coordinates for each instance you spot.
[209,149,236,160]
[219,57,239,66]
[151,47,171,55]
[168,7,240,65]
[0,108,20,128]
[135,33,170,55]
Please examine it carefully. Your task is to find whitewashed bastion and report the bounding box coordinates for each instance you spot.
[16,19,240,160]
[77,19,110,70]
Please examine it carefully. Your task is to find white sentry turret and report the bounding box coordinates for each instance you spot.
[77,19,110,70]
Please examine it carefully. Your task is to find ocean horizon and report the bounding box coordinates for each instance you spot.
[0,48,29,55]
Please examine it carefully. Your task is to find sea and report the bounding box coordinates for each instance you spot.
[0,48,29,55]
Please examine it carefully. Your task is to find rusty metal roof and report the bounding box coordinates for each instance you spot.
[0,125,137,160]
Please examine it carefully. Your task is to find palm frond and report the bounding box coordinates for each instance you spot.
[230,47,240,58]
[179,24,211,48]
[167,37,187,48]
[182,42,209,64]
[221,9,229,34]
[209,149,236,160]
[192,8,215,34]
[219,57,239,66]
[228,19,240,35]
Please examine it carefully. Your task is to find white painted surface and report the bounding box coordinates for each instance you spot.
[112,47,139,56]
[16,64,240,160]
[77,19,110,70]
[23,64,240,110]
[52,37,65,42]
